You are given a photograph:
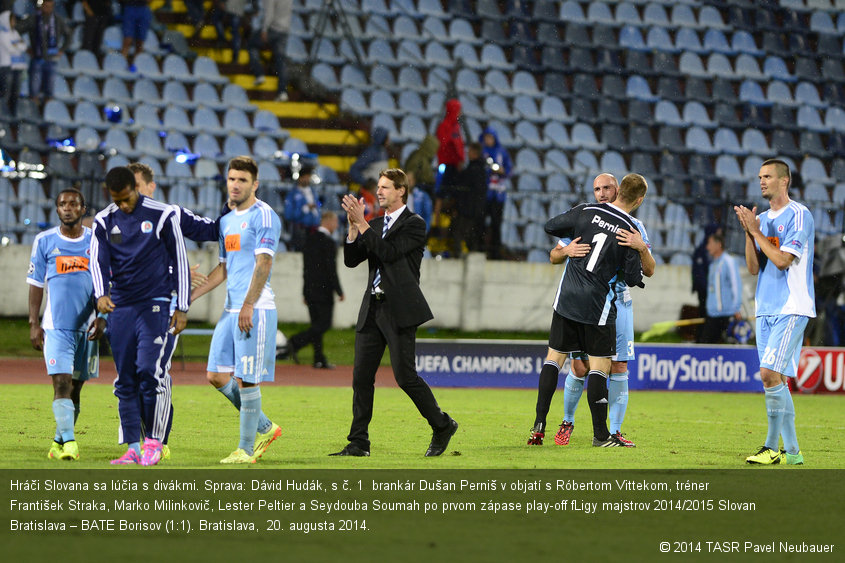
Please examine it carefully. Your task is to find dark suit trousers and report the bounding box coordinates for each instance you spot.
[289,299,333,363]
[347,298,449,449]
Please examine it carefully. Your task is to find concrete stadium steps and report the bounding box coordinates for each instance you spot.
[150,0,368,174]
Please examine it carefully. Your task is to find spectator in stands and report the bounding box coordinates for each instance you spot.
[81,0,111,56]
[435,98,465,201]
[691,223,722,339]
[451,142,487,257]
[359,178,380,223]
[480,127,512,260]
[0,9,27,117]
[700,231,743,344]
[408,179,433,235]
[15,0,70,106]
[248,0,291,102]
[118,0,152,68]
[348,126,390,187]
[403,134,439,198]
[284,162,321,251]
[211,0,245,64]
[185,0,206,36]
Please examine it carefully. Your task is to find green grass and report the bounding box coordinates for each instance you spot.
[2,384,842,469]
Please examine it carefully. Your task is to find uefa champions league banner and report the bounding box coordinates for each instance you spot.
[416,340,845,394]
[415,340,765,392]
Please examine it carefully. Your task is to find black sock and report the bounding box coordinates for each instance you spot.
[534,361,561,430]
[73,403,80,424]
[586,370,609,440]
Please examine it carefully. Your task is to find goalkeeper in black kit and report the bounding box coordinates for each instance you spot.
[530,174,647,447]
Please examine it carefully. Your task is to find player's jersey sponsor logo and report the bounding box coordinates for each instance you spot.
[260,237,276,245]
[110,225,122,244]
[141,220,153,234]
[225,234,242,251]
[56,255,90,274]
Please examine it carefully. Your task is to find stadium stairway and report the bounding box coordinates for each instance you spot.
[151,0,370,179]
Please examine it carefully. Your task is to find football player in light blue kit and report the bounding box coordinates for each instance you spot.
[192,156,283,464]
[27,188,106,461]
[735,159,814,466]
[545,173,655,447]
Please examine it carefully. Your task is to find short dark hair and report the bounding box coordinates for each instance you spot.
[762,158,791,188]
[105,166,136,193]
[708,232,725,248]
[228,155,259,182]
[617,173,648,205]
[127,162,154,184]
[379,168,411,203]
[55,187,85,208]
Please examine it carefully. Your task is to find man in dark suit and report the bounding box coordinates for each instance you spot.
[286,211,344,369]
[331,168,458,457]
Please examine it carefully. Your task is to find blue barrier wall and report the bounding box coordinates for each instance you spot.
[415,340,762,392]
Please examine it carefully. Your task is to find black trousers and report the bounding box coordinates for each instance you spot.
[700,315,731,344]
[289,299,333,363]
[347,298,449,450]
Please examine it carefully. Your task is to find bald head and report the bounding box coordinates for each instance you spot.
[592,173,618,203]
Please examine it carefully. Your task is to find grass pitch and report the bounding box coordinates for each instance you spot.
[2,383,843,469]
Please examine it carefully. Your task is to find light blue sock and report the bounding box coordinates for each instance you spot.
[780,386,799,455]
[128,442,142,456]
[219,378,272,433]
[238,386,262,455]
[563,372,585,424]
[218,377,242,409]
[52,399,75,443]
[608,372,629,434]
[764,383,786,451]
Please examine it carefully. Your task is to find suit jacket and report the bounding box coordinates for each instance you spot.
[303,229,343,303]
[344,208,433,331]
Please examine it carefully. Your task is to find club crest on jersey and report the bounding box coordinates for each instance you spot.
[49,358,56,366]
[241,221,248,230]
[777,225,784,233]
[141,221,153,234]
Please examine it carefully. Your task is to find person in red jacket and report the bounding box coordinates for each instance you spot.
[433,98,465,242]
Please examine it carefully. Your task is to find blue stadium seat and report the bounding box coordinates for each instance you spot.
[713,128,747,156]
[646,27,679,53]
[675,28,706,54]
[682,101,715,129]
[731,31,764,56]
[559,1,586,22]
[703,29,734,55]
[678,52,708,77]
[654,100,685,126]
[643,3,670,26]
[735,54,766,80]
[626,75,659,101]
[764,56,797,83]
[619,26,648,51]
[739,80,771,106]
